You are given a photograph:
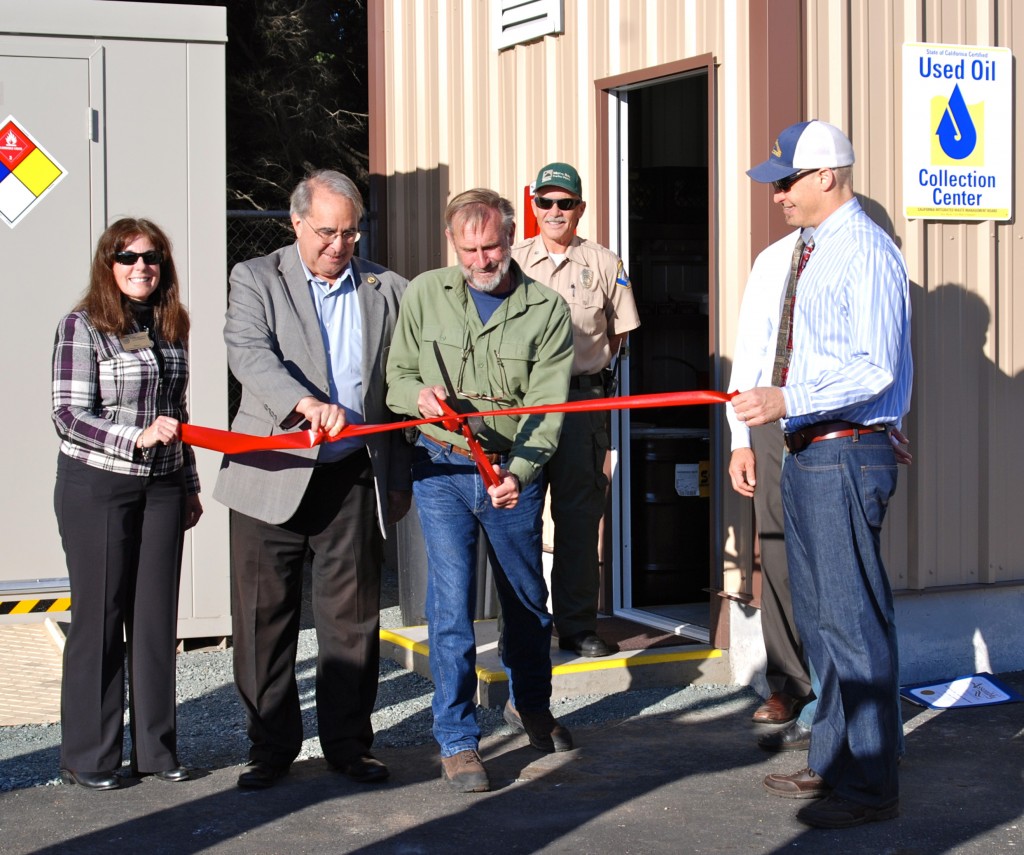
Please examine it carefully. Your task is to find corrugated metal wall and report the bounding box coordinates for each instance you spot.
[799,0,1024,590]
[379,0,739,274]
[375,0,1024,594]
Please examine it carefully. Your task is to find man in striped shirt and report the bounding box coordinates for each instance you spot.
[732,121,912,829]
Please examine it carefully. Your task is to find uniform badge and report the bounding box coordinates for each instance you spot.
[580,268,594,290]
[615,260,631,288]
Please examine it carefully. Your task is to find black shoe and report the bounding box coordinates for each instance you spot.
[797,793,899,828]
[758,719,812,752]
[237,761,289,790]
[557,630,618,658]
[154,767,191,782]
[516,707,574,753]
[60,769,121,791]
[340,754,390,784]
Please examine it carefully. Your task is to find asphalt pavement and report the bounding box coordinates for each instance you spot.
[2,671,1022,854]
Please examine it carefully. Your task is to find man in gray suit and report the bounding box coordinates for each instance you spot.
[214,170,411,790]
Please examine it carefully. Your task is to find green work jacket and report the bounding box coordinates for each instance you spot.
[386,262,573,486]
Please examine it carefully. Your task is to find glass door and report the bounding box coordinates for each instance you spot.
[607,69,713,642]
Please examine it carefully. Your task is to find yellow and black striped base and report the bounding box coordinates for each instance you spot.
[0,597,71,616]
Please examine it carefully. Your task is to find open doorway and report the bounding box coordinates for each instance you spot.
[602,61,715,642]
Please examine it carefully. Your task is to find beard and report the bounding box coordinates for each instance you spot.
[460,251,512,293]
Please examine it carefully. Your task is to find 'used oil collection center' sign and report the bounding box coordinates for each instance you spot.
[902,42,1013,222]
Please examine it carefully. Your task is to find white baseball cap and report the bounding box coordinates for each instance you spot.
[747,120,855,183]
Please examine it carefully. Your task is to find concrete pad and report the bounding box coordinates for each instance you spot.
[381,618,732,709]
[0,620,63,726]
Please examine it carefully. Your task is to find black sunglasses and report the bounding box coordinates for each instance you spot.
[114,250,164,266]
[772,169,819,193]
[534,197,583,211]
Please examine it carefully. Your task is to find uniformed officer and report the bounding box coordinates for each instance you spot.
[510,162,641,659]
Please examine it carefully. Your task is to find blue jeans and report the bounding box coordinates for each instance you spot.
[798,662,905,759]
[781,431,900,807]
[412,436,553,757]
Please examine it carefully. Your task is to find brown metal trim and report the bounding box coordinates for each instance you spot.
[743,0,804,614]
[594,82,610,248]
[366,0,389,264]
[596,54,715,95]
[748,0,805,256]
[712,591,731,650]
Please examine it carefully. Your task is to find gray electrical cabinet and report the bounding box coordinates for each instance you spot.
[0,1,230,638]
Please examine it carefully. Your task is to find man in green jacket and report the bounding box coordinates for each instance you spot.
[386,188,574,794]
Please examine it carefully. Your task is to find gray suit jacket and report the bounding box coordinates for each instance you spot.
[213,244,411,529]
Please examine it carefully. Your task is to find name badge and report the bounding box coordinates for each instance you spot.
[120,331,154,351]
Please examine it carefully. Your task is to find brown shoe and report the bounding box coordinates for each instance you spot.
[797,793,899,828]
[763,767,831,799]
[516,707,574,753]
[440,750,490,793]
[752,691,802,723]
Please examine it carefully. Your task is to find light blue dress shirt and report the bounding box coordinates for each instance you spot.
[781,197,913,432]
[297,247,364,461]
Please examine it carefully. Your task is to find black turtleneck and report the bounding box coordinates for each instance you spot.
[126,299,162,374]
[126,298,154,331]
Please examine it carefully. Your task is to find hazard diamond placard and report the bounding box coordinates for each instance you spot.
[0,116,67,229]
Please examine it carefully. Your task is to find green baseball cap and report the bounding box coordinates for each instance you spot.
[534,162,582,196]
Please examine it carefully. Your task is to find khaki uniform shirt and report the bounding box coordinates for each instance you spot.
[511,235,641,376]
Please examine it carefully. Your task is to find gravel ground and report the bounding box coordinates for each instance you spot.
[0,566,756,792]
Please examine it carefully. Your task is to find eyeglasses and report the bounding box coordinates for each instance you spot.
[456,345,512,405]
[772,169,819,193]
[303,218,361,245]
[534,197,583,211]
[113,250,164,266]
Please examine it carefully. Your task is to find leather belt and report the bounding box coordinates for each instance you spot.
[569,372,605,390]
[420,432,505,464]
[784,420,890,454]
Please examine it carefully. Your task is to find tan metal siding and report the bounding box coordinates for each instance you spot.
[797,0,1024,590]
[374,0,1024,594]
[380,0,736,274]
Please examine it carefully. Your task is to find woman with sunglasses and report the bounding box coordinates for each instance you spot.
[51,218,203,790]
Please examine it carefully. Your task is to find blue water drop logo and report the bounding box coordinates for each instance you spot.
[936,84,977,160]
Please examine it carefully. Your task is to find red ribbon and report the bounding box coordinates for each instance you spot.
[181,389,735,457]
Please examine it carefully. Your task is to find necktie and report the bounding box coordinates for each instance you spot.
[771,237,814,387]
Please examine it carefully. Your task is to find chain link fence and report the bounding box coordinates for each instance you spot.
[225,211,293,421]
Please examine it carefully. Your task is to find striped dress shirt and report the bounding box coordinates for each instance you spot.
[51,310,200,493]
[781,197,913,432]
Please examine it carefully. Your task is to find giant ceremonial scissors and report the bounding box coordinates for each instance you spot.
[430,341,502,488]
